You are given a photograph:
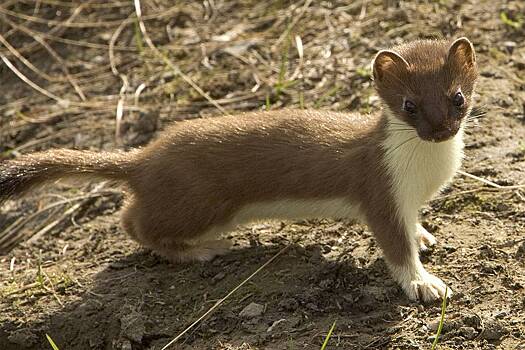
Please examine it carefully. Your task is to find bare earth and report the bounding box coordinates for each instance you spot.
[0,1,524,349]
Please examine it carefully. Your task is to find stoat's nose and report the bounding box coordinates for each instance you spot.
[430,127,457,142]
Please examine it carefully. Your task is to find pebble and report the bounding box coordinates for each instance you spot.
[480,318,508,340]
[460,314,480,329]
[120,309,146,343]
[211,271,226,284]
[459,326,477,340]
[239,302,264,319]
[427,318,442,332]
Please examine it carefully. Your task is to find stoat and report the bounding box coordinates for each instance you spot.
[0,38,478,303]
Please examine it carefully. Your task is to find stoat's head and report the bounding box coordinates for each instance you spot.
[372,37,478,142]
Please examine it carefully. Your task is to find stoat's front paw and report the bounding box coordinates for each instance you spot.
[417,224,437,251]
[403,273,452,303]
[391,262,452,303]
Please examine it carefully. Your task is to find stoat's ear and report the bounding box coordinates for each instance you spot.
[371,50,409,82]
[448,37,476,69]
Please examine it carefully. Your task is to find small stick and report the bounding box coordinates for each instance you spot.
[0,54,68,105]
[109,16,131,76]
[0,3,183,28]
[0,32,56,82]
[272,0,314,50]
[42,270,64,307]
[115,75,129,144]
[5,19,87,100]
[0,188,120,251]
[0,1,88,57]
[457,170,525,189]
[4,282,40,296]
[133,0,229,116]
[160,245,290,350]
[27,183,107,244]
[433,186,525,201]
[1,15,135,52]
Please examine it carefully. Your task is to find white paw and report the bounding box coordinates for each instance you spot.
[158,239,232,263]
[191,239,232,262]
[390,260,452,303]
[417,223,437,251]
[403,273,452,303]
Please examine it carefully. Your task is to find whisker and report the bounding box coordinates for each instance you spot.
[467,115,486,121]
[402,139,421,181]
[387,121,411,126]
[470,106,486,116]
[384,135,418,159]
[388,130,416,134]
[464,120,482,128]
[388,127,415,131]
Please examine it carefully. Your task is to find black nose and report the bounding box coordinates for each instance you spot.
[431,128,455,142]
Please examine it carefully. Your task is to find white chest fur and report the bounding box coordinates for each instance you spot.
[381,118,464,227]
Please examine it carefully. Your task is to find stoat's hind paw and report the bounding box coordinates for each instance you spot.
[417,224,437,251]
[156,239,232,263]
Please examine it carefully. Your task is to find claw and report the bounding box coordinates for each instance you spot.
[417,224,437,251]
[391,260,452,303]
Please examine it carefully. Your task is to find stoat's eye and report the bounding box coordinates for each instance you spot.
[403,99,417,115]
[453,91,465,107]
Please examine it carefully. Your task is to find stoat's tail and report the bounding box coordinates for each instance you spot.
[0,149,138,203]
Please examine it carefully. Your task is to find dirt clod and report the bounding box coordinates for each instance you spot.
[459,326,478,340]
[480,318,509,341]
[119,307,146,343]
[7,329,37,348]
[239,303,265,319]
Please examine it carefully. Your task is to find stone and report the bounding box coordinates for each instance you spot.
[239,302,264,319]
[480,318,508,340]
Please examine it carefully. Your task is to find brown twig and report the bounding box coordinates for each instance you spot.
[457,170,525,190]
[133,0,230,116]
[0,53,68,104]
[0,32,57,82]
[27,183,108,244]
[3,19,87,101]
[0,3,183,28]
[0,186,117,251]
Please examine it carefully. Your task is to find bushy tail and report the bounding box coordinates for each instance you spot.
[0,149,138,203]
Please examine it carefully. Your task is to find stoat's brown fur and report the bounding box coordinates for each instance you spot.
[0,38,478,302]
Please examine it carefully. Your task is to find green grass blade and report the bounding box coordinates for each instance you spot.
[431,287,448,350]
[500,12,522,29]
[320,320,337,350]
[46,334,60,350]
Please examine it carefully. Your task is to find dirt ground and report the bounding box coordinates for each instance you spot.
[0,1,524,349]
